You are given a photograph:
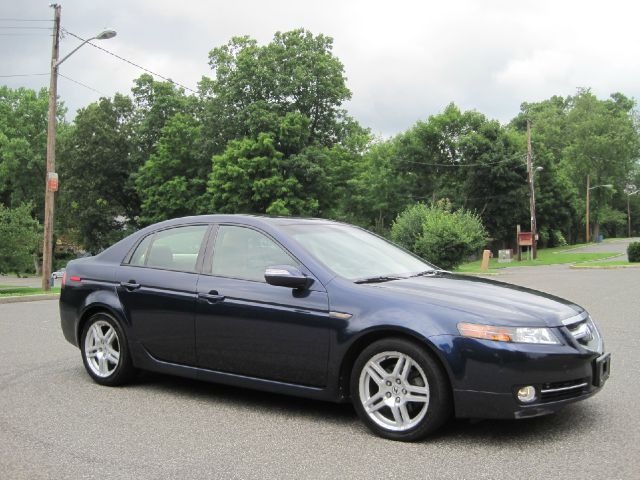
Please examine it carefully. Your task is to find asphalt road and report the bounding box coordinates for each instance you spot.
[1,265,638,480]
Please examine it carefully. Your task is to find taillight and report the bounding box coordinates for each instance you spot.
[62,271,67,287]
[69,276,81,282]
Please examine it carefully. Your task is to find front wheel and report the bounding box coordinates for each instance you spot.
[351,338,451,441]
[80,312,135,386]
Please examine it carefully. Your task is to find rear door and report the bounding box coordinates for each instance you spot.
[195,224,331,387]
[117,224,210,366]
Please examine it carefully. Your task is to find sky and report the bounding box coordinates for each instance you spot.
[2,0,640,136]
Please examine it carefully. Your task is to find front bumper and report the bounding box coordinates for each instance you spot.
[430,334,610,419]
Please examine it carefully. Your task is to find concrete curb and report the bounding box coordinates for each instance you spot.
[0,294,59,304]
[570,264,640,270]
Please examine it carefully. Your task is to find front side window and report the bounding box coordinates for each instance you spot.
[131,225,208,272]
[211,225,297,282]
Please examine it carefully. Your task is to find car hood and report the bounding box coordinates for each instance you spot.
[366,273,583,327]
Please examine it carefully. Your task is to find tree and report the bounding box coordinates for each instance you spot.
[391,200,488,270]
[203,29,352,147]
[207,132,314,215]
[135,113,208,224]
[57,94,138,252]
[0,86,66,222]
[0,203,40,274]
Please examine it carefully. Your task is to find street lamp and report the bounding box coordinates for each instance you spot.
[585,174,614,243]
[41,3,117,290]
[625,185,639,238]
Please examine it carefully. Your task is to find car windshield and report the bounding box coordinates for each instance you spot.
[282,223,436,281]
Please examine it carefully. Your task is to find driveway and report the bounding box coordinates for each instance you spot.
[1,266,638,479]
[563,237,639,261]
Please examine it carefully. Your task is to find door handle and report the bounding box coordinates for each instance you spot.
[120,281,141,290]
[198,291,225,304]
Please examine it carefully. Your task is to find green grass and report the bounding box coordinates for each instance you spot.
[455,244,620,273]
[0,285,60,297]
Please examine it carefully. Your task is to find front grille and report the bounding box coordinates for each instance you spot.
[563,314,602,353]
[540,378,589,403]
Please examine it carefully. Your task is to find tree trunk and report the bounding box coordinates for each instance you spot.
[593,222,600,242]
[33,252,41,276]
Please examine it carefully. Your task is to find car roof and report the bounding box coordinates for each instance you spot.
[150,214,345,229]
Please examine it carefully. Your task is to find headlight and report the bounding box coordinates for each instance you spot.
[457,322,560,344]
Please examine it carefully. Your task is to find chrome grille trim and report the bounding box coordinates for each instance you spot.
[540,382,588,394]
[561,311,589,326]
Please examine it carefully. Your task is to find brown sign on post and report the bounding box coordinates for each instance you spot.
[518,232,533,246]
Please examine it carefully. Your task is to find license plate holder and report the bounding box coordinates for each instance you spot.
[593,353,611,387]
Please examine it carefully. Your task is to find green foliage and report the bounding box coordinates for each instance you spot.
[135,113,207,225]
[0,86,66,221]
[204,29,351,145]
[57,95,138,252]
[0,203,40,274]
[208,132,315,215]
[628,242,640,262]
[391,200,488,270]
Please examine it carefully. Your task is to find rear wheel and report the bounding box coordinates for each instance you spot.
[351,338,451,441]
[80,312,135,386]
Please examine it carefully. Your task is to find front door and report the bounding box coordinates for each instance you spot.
[195,225,330,387]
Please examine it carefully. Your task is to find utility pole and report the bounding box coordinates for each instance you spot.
[628,188,639,238]
[42,4,61,291]
[586,175,590,243]
[526,119,538,259]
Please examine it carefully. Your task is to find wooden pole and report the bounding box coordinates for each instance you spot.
[526,119,538,259]
[586,175,590,243]
[42,4,61,291]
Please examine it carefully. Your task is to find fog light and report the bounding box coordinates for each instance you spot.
[517,386,537,403]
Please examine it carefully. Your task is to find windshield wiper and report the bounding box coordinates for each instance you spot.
[410,270,438,277]
[354,275,406,284]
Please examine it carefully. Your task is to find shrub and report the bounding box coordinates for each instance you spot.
[552,230,568,247]
[391,199,488,270]
[628,242,640,263]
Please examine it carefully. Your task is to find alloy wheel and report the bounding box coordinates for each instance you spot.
[358,351,430,432]
[84,320,120,378]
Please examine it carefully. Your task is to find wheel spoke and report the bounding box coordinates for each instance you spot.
[364,392,385,412]
[91,325,102,343]
[98,355,107,375]
[391,405,403,426]
[399,404,411,424]
[392,354,406,377]
[399,357,412,381]
[366,362,387,385]
[405,384,429,403]
[104,328,116,346]
[106,348,120,364]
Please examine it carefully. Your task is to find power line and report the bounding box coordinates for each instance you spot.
[0,26,53,30]
[62,29,197,94]
[0,33,53,36]
[399,153,528,168]
[0,73,49,77]
[0,18,53,22]
[58,73,106,96]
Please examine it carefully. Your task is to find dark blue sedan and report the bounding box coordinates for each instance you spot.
[59,215,610,441]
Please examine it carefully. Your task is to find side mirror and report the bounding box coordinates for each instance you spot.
[264,265,311,289]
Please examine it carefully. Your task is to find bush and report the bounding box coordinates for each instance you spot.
[628,242,640,263]
[391,200,488,270]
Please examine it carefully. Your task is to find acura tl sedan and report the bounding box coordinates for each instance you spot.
[59,215,610,441]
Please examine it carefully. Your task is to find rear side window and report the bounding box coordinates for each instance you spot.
[211,225,297,282]
[130,225,208,272]
[129,234,153,266]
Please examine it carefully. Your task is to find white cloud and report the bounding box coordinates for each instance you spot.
[3,0,640,135]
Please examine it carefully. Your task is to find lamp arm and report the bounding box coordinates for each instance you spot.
[56,36,97,67]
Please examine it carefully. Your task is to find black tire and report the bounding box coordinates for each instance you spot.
[80,312,136,386]
[350,337,451,441]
